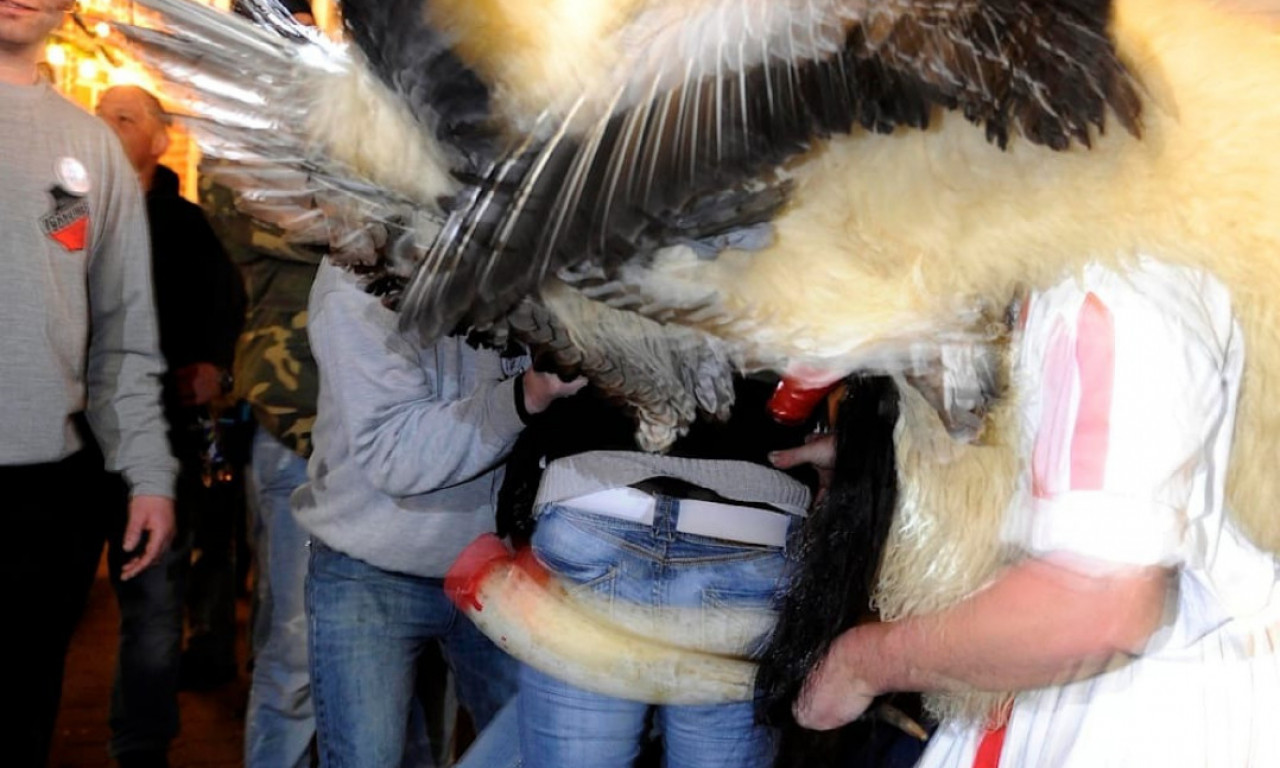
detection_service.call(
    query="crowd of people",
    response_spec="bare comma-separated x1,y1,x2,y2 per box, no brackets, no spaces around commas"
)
4,1,1279,768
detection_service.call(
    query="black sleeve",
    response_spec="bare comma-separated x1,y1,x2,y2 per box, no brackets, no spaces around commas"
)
188,205,246,370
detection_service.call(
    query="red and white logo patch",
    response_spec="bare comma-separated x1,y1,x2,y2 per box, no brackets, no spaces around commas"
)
40,185,91,252
40,157,92,252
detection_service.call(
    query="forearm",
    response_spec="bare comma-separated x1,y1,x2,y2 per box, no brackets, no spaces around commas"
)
87,316,176,497
852,557,1172,696
87,158,178,498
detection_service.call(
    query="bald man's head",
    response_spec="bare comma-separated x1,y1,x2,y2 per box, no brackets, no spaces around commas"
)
97,85,171,189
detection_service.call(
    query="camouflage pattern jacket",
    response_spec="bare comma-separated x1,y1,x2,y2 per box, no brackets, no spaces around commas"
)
199,167,320,458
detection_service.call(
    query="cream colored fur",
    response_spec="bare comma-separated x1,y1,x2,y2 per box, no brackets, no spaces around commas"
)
306,59,459,206
424,0,851,133
425,0,639,130
879,376,1021,723
668,0,1280,552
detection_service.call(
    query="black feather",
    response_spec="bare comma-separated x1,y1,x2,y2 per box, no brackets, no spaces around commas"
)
339,0,496,168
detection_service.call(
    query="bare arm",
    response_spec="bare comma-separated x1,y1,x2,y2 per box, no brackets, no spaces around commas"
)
795,555,1172,730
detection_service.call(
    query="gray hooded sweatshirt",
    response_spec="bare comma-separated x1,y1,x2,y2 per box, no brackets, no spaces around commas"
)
295,260,528,577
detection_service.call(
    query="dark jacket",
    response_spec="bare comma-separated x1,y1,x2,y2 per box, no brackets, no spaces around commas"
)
146,164,246,452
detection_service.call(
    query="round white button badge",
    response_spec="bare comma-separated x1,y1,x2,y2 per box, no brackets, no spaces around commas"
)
56,156,92,195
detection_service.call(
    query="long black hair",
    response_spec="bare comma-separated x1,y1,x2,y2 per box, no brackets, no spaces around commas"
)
755,375,923,767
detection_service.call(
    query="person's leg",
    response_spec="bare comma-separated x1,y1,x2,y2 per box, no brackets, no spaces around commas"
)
453,696,522,768
437,587,517,732
107,466,188,765
658,700,776,768
306,540,437,768
3,449,110,767
244,428,315,768
518,664,649,768
513,503,667,768
182,464,239,688
653,503,791,768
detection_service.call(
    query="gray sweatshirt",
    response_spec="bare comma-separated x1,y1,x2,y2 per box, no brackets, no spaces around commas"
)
0,81,175,497
295,260,529,577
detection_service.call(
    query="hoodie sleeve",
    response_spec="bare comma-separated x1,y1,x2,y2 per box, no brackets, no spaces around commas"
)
309,263,526,499
187,202,246,370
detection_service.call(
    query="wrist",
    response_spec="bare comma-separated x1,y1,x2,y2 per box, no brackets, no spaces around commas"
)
837,622,891,697
520,369,557,417
513,373,535,425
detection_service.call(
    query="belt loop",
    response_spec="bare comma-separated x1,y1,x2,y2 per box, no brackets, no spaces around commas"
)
657,495,678,543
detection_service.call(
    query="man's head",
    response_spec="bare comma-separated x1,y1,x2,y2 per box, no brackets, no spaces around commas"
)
97,85,171,188
0,0,73,82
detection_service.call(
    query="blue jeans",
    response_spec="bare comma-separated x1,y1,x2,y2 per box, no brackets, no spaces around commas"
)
517,498,791,768
245,428,314,768
455,697,522,768
306,540,517,768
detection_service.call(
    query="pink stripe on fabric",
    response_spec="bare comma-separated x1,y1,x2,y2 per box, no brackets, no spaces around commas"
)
1068,293,1116,490
1033,316,1075,499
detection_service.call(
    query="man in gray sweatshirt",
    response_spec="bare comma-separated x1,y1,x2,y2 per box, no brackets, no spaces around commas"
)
0,1,178,764
295,258,583,766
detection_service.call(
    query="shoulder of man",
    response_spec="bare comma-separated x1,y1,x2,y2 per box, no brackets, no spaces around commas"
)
197,166,325,267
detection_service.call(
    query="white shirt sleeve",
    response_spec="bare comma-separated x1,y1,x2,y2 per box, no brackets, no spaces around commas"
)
1010,265,1232,567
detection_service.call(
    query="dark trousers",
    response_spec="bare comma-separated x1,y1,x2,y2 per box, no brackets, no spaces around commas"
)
105,467,190,760
3,449,116,767
183,468,242,676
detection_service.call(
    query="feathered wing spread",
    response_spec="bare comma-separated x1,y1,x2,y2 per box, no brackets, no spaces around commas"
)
95,0,458,288
108,0,1142,449
104,0,749,448
393,0,1143,346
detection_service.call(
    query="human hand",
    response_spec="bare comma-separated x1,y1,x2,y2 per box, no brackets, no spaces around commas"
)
769,432,836,471
120,495,176,581
176,362,224,406
769,432,836,502
793,628,879,731
522,369,588,415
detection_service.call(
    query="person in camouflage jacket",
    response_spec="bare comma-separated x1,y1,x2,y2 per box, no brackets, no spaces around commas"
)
200,175,319,457
199,164,321,768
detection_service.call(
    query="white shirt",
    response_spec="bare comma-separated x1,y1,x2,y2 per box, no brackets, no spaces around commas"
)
920,259,1280,768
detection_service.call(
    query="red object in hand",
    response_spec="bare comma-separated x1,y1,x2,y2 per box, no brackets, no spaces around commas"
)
768,377,837,425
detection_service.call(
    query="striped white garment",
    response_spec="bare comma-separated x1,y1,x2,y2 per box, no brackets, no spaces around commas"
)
919,258,1280,768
